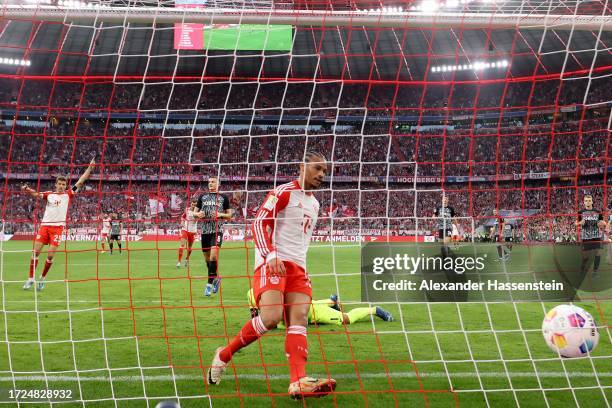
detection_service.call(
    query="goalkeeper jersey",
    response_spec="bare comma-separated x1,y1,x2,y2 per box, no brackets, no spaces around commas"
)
247,289,342,326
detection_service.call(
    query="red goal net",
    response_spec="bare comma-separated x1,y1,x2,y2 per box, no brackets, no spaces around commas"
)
0,0,610,406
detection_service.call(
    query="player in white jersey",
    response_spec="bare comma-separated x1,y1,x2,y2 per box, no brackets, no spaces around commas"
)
100,213,111,253
207,152,337,400
177,198,203,268
21,158,96,291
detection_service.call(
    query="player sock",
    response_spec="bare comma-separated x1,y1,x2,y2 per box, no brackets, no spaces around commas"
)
101,242,106,250
178,246,185,262
496,245,504,258
29,252,39,279
109,242,113,254
441,245,451,259
581,256,589,273
208,261,218,285
41,259,53,278
594,255,601,272
186,249,192,260
346,307,374,324
286,326,308,383
219,315,268,363
118,243,122,253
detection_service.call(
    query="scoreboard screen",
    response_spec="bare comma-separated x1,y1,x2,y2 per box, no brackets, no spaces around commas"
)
174,1,292,51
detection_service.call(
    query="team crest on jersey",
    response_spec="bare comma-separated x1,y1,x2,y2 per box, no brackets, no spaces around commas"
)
263,195,279,211
270,275,280,284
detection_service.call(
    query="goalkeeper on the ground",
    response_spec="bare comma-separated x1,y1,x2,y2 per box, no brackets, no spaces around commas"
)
247,289,393,325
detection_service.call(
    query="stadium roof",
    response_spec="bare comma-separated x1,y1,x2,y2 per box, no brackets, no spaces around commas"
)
0,13,610,80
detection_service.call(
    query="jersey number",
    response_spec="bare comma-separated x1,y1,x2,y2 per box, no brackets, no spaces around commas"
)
302,215,312,234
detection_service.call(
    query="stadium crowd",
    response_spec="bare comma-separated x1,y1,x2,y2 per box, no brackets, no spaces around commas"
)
0,77,610,113
0,79,609,241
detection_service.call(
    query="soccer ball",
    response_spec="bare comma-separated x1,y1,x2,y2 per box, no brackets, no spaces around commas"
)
542,304,599,358
155,402,180,408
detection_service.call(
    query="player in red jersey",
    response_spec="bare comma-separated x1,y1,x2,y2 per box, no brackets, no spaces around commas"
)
99,213,112,253
21,158,96,291
207,151,337,400
177,198,203,268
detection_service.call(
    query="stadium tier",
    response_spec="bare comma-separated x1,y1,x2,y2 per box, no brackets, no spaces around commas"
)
0,0,610,406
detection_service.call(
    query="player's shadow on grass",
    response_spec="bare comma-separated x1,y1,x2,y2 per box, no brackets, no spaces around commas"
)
546,243,612,297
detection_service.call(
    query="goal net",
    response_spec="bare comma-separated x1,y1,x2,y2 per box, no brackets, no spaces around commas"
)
0,0,610,406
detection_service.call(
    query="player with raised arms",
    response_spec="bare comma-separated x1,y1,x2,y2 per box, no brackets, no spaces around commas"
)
21,158,96,291
196,176,232,296
207,151,337,400
576,195,607,277
177,198,203,268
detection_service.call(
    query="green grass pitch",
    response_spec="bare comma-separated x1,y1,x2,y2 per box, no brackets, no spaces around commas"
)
0,241,609,407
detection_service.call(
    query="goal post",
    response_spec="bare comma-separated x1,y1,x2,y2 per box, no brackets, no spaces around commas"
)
3,5,612,30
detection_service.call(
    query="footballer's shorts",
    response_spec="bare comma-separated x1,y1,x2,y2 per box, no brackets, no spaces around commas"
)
438,229,452,239
36,225,64,247
582,239,602,252
201,233,223,251
110,234,121,241
180,230,196,244
252,260,312,307
99,232,108,241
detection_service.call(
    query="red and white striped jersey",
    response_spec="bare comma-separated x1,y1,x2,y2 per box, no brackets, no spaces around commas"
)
40,190,74,226
181,208,199,233
252,180,319,270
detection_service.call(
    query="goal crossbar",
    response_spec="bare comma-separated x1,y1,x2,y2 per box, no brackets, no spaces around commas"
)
3,5,612,30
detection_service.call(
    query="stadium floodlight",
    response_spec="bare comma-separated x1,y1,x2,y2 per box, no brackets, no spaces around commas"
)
420,1,440,13
430,59,510,73
0,57,30,66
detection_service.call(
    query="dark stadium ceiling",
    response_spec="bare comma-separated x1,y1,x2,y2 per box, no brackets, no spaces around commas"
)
0,18,610,80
